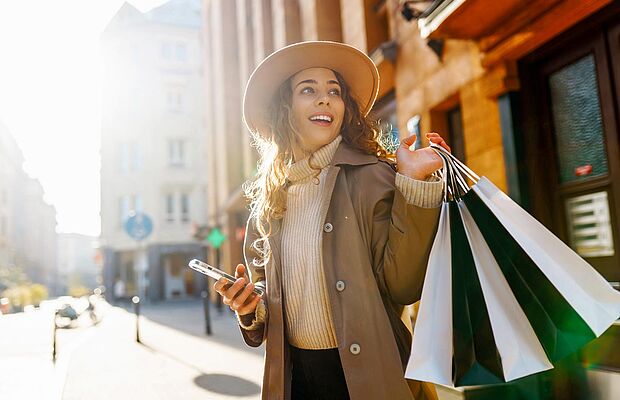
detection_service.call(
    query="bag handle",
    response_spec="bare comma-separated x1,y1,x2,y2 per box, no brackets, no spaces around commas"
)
430,143,479,201
430,143,480,182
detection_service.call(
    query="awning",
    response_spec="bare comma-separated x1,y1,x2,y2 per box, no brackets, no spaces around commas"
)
418,0,613,66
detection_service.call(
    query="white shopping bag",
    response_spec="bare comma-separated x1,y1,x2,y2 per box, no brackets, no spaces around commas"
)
405,203,453,385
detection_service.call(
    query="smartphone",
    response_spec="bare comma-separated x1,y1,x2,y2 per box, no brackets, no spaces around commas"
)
188,259,263,296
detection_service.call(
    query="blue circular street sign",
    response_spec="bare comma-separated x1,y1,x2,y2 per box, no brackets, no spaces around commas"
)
124,212,153,241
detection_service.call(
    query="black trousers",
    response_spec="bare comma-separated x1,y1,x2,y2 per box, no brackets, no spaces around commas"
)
291,346,350,400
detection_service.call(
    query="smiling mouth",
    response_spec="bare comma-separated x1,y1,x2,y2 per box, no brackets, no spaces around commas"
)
309,114,333,126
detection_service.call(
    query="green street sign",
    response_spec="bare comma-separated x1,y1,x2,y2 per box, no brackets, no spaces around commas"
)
206,227,226,249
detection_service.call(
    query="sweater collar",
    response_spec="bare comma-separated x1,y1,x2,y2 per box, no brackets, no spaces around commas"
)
288,135,342,183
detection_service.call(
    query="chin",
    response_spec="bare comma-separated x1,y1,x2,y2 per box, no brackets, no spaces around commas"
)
308,132,337,147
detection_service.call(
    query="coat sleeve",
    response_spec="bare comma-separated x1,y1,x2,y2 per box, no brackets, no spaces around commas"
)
370,162,441,305
237,216,268,347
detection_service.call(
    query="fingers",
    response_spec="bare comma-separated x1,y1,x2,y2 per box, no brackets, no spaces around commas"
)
237,291,261,316
213,277,231,294
213,275,260,314
426,132,451,153
231,280,256,310
235,264,246,279
400,133,417,149
222,277,247,305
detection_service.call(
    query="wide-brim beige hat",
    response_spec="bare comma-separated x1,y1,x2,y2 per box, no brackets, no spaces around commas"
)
243,41,380,135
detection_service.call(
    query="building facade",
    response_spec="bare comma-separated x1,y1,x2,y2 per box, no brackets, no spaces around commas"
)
0,122,58,294
100,0,207,302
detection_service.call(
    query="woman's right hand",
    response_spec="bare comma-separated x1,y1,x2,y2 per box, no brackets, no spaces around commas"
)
214,264,262,316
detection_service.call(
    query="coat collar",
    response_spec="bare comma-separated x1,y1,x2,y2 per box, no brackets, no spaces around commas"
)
332,140,379,167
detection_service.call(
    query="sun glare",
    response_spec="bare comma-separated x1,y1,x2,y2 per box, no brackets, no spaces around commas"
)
0,0,169,236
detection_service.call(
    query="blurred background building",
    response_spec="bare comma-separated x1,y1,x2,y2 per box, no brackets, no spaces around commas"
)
56,233,100,296
0,122,58,294
201,0,620,395
99,0,207,302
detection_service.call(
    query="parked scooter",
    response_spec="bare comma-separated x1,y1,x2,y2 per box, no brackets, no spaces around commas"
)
55,303,79,328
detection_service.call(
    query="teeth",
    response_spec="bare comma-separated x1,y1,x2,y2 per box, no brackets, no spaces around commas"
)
310,115,332,122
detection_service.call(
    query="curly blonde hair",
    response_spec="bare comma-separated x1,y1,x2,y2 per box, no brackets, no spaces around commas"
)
243,70,393,266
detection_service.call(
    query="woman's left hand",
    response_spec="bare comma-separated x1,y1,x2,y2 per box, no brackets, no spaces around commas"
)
396,132,450,180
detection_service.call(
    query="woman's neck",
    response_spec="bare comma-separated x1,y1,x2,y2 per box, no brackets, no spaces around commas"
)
292,144,311,163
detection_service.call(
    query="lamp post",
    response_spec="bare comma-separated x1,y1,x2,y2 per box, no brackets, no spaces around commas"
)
201,289,212,335
132,296,141,343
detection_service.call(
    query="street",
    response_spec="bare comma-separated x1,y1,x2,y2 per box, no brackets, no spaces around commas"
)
0,299,265,400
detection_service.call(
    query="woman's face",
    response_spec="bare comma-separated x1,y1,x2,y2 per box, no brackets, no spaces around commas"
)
290,67,345,157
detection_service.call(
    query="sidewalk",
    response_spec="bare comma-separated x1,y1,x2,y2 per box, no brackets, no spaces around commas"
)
0,308,61,400
62,299,264,400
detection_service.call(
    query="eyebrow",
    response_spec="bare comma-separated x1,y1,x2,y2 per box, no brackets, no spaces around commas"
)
294,79,341,89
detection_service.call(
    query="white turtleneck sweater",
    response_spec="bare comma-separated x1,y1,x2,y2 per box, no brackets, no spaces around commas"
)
239,135,443,350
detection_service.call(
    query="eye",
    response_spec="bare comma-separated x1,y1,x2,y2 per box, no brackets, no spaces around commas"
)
300,86,314,94
329,88,341,96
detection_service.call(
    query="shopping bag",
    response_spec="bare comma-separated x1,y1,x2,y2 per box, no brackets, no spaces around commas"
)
458,201,553,381
405,203,453,385
449,201,505,386
405,144,620,387
463,189,597,362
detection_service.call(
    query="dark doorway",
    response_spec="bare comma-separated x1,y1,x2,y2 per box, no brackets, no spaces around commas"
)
520,7,620,281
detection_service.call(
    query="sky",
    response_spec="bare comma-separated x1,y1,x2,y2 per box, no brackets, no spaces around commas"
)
0,0,169,236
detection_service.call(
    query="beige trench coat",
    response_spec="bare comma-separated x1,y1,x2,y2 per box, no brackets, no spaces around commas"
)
240,141,441,400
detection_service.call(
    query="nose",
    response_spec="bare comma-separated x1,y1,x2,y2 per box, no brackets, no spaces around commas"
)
316,93,330,106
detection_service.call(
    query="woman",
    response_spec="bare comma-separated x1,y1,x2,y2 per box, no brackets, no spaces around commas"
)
214,41,450,400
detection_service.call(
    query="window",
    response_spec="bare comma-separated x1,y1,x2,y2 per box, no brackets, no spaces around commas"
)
446,106,466,162
175,43,187,61
119,195,142,227
130,143,142,172
166,194,175,222
168,139,185,167
120,143,130,173
180,194,189,223
119,196,130,226
131,44,140,65
161,42,172,60
133,194,143,214
120,142,142,172
166,88,184,112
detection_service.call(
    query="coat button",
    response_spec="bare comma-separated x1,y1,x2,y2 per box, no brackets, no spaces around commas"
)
336,280,346,292
323,222,333,233
349,343,361,355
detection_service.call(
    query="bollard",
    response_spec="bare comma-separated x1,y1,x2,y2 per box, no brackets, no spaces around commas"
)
201,290,212,336
132,296,141,343
52,313,58,363
216,294,224,315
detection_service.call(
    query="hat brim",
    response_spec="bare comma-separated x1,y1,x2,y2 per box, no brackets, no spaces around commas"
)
243,41,380,135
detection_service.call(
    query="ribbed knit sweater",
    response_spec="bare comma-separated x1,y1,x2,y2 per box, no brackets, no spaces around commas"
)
238,136,443,348
281,136,343,349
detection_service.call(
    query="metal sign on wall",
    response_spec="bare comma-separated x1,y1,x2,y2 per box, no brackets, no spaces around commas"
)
124,212,154,241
